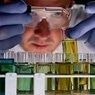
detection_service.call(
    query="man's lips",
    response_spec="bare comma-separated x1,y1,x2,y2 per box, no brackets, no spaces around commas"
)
32,43,48,47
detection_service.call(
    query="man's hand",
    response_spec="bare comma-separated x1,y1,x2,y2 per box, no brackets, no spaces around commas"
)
0,0,32,50
65,1,95,46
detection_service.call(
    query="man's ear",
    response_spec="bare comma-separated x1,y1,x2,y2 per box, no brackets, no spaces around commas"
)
69,0,76,7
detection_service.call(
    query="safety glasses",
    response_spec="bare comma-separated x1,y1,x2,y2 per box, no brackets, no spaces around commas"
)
26,6,71,29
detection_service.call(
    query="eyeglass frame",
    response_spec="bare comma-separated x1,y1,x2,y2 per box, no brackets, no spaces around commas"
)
30,6,71,18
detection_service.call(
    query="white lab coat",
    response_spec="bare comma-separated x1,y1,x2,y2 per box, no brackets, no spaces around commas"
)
9,4,95,53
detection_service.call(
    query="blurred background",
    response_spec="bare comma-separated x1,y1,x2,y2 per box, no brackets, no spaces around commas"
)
74,0,95,4
0,0,95,4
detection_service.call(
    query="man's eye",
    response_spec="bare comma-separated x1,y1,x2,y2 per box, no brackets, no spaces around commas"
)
52,12,62,17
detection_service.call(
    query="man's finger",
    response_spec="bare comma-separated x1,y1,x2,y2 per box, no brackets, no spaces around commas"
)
0,34,22,50
65,14,95,39
0,13,32,25
87,28,95,45
0,1,27,13
0,25,24,40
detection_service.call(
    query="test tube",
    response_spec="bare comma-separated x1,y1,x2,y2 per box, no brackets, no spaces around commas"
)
54,53,72,94
90,54,95,94
73,53,89,93
0,52,15,94
15,52,34,92
35,53,54,91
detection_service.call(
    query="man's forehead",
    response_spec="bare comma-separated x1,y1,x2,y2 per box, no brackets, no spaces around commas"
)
24,0,71,8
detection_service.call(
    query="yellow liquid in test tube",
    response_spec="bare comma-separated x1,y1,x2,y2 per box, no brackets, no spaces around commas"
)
62,39,89,93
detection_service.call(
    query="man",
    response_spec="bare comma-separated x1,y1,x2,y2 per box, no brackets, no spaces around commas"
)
9,0,71,53
10,0,74,92
0,0,95,53
8,0,94,54
7,0,94,93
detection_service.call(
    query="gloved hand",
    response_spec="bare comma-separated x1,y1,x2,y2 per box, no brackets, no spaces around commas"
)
65,1,95,47
0,0,32,50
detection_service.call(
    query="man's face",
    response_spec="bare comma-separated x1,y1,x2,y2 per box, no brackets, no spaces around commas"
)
21,0,72,52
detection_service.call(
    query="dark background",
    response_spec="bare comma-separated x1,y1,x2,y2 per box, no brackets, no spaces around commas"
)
0,0,94,4
74,0,95,4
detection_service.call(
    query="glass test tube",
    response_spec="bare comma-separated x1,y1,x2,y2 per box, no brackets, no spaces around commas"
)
15,52,34,93
35,53,55,91
55,62,72,92
62,40,89,94
62,39,78,93
90,54,95,94
0,52,15,94
73,53,89,93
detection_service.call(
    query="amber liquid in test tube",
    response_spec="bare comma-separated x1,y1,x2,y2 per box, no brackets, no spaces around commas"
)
62,40,90,94
55,62,72,93
61,39,78,94
55,59,73,94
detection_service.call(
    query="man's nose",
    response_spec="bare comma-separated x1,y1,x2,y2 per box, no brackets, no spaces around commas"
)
34,19,50,37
